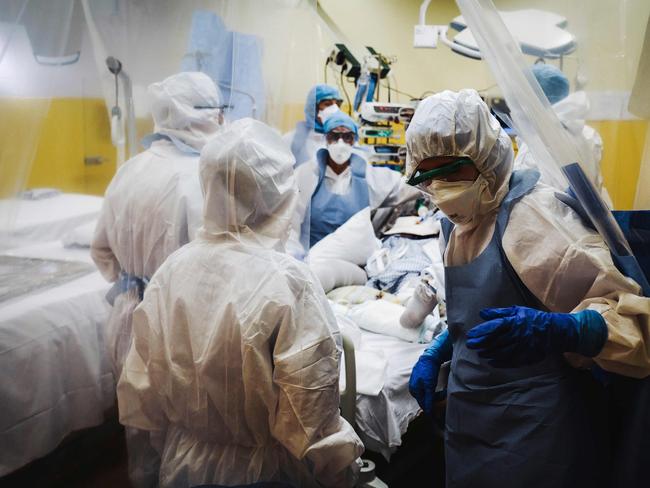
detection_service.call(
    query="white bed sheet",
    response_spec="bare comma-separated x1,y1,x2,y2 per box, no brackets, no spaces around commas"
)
0,194,103,250
354,332,427,460
0,244,113,476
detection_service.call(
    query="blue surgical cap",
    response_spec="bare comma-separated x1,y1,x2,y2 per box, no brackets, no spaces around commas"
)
531,64,570,104
304,84,342,132
323,112,358,140
315,84,341,105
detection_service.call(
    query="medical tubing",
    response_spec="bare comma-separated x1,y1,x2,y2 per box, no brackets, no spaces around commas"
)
340,70,352,115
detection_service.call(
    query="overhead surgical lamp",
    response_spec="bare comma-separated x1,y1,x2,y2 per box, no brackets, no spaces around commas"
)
414,0,576,62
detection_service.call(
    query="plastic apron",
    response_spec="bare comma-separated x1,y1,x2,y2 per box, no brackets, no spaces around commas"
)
553,200,650,488
606,210,650,488
441,170,607,488
308,148,370,247
531,192,650,488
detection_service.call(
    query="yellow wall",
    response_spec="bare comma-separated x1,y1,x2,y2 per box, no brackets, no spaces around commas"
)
25,98,116,196
0,98,50,198
592,119,649,210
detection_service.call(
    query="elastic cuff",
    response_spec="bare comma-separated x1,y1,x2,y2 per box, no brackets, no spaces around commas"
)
574,310,608,357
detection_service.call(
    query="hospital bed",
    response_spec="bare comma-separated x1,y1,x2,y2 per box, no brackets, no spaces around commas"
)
0,238,114,477
310,203,442,461
341,332,428,460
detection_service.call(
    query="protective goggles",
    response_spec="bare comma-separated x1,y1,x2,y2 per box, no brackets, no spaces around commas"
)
326,131,355,144
406,157,475,186
193,104,232,112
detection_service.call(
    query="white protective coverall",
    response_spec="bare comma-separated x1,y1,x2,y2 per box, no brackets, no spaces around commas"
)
514,91,611,205
406,89,650,378
91,71,223,378
117,118,364,488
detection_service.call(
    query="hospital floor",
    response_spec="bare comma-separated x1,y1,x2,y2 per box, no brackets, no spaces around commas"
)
0,414,444,488
0,415,133,488
369,414,446,487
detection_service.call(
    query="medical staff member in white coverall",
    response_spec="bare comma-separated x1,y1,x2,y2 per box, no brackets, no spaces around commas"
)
91,71,224,487
514,63,610,204
117,118,364,488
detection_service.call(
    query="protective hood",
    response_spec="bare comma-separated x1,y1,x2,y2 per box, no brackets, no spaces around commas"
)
199,118,298,249
531,63,570,105
405,89,514,226
148,72,223,151
304,84,342,132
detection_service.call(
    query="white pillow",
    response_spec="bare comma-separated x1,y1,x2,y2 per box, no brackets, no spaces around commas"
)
347,299,423,343
309,207,380,266
310,259,367,293
62,221,97,248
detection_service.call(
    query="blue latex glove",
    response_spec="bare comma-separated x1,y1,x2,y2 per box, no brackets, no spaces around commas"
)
409,329,452,415
466,306,608,368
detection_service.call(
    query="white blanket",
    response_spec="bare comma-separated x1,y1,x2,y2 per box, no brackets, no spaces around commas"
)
355,332,427,459
0,245,113,476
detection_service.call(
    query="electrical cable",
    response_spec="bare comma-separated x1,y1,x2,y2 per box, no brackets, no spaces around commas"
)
332,65,347,108
387,76,391,103
340,69,352,115
379,82,418,100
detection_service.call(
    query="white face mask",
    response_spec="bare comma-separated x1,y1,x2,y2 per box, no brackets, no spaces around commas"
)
327,139,353,164
426,177,488,226
318,104,340,123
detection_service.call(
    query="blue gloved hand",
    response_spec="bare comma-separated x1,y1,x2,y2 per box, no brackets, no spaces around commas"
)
466,306,608,368
409,329,452,415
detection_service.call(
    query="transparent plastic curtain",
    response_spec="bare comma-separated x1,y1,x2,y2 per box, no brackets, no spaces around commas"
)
631,15,650,209
184,0,331,259
82,0,332,260
81,0,214,166
219,0,332,130
81,0,329,142
554,0,649,213
455,0,650,293
0,0,76,245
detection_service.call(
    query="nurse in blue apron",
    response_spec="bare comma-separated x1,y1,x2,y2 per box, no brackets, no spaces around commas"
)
405,90,650,488
307,112,370,247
